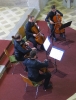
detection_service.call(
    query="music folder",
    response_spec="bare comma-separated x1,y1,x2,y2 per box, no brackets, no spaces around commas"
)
59,21,72,30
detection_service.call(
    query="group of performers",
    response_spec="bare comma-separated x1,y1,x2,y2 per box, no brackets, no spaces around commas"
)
12,5,66,90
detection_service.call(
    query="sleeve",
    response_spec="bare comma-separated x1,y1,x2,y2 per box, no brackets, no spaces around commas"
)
14,40,32,54
57,10,63,16
36,60,49,69
23,59,28,72
45,12,50,22
25,23,33,37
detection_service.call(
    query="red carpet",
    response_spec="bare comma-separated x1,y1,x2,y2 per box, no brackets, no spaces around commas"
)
0,21,76,100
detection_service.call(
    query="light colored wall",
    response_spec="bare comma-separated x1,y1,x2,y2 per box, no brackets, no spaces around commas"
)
63,0,76,8
39,0,48,11
0,0,28,6
0,0,48,11
28,0,48,11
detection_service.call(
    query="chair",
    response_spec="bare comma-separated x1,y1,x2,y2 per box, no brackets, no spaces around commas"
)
20,74,44,99
18,26,27,41
4,49,24,74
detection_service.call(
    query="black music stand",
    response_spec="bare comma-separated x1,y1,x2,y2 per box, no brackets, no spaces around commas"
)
59,21,72,30
59,21,72,47
49,46,65,73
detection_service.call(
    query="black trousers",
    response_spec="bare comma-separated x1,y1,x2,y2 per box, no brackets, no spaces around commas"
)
49,24,56,38
28,37,38,48
29,72,51,88
15,55,25,61
28,37,44,50
49,24,65,38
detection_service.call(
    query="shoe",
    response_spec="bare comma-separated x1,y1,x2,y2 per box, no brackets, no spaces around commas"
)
60,33,66,38
62,34,66,39
53,37,57,42
37,48,41,51
40,45,45,51
43,84,53,90
60,33,63,37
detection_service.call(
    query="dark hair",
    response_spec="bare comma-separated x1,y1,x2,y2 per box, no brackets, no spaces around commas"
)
12,34,20,39
28,15,34,19
51,5,56,9
30,50,37,58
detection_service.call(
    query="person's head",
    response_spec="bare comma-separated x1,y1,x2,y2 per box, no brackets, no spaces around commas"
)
30,50,37,59
51,5,56,12
31,16,35,22
12,34,22,41
28,15,34,22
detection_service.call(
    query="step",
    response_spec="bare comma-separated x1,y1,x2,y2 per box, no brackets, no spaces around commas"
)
0,40,12,58
0,65,6,79
0,41,14,67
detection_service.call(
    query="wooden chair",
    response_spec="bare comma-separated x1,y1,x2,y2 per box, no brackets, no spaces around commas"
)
18,26,27,41
20,74,43,99
4,49,24,74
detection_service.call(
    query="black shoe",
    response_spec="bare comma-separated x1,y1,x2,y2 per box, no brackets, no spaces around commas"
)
40,45,45,51
53,37,57,42
60,33,66,38
37,48,41,51
43,84,53,90
62,34,66,39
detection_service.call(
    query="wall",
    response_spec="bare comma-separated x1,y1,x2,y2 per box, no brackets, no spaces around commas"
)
28,0,48,11
0,0,28,6
39,0,48,11
63,0,76,8
0,0,48,11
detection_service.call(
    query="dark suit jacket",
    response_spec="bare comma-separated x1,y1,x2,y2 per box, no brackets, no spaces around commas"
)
23,58,48,79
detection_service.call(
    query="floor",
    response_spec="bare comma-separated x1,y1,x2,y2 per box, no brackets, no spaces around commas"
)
0,7,28,39
0,0,76,40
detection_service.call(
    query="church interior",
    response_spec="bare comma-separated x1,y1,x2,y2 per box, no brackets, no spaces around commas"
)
0,0,76,100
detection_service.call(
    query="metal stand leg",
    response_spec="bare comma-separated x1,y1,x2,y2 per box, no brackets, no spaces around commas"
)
25,83,27,92
45,51,51,63
54,59,57,72
35,86,39,99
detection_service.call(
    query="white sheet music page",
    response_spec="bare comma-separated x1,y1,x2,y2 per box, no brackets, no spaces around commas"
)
49,46,64,61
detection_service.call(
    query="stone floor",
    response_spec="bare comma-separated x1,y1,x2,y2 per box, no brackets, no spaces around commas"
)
0,7,28,39
0,0,76,40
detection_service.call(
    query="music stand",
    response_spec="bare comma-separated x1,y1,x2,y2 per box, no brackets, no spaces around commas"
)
59,21,72,47
43,36,51,59
49,46,65,72
59,21,72,30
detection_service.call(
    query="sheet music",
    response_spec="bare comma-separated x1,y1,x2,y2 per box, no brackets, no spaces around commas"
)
49,46,64,61
43,37,51,51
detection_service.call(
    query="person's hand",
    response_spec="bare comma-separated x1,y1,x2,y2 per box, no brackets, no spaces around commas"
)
35,22,38,26
25,42,29,46
32,47,36,50
33,34,36,37
44,59,48,61
56,12,60,15
50,20,54,24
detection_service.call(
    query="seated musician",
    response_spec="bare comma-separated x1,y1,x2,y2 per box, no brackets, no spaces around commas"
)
12,34,36,61
45,5,65,41
23,50,52,90
25,15,45,51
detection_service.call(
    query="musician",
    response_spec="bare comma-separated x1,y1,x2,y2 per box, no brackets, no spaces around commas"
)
45,5,65,41
12,34,36,61
23,50,52,90
25,15,45,51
